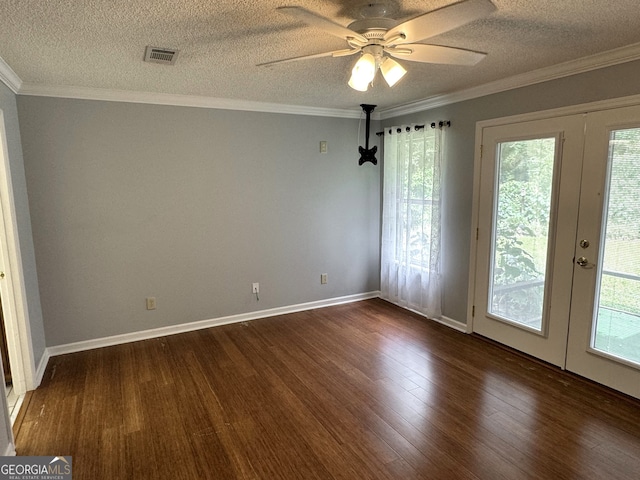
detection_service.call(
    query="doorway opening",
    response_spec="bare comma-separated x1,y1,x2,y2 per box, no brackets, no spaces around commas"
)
0,109,35,425
1,302,21,423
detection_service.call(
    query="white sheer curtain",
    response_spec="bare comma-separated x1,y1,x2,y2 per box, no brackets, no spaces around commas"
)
380,124,443,319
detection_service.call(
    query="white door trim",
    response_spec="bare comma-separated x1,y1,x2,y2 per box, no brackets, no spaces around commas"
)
0,109,36,396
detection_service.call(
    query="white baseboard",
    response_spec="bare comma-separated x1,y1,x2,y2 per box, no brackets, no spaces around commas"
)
434,315,468,333
4,443,16,456
377,298,469,333
46,291,381,357
34,349,50,388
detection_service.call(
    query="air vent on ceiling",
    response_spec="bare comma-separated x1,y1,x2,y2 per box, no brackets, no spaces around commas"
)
144,46,178,65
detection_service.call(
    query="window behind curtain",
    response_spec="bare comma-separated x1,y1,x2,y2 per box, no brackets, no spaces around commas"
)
381,125,443,319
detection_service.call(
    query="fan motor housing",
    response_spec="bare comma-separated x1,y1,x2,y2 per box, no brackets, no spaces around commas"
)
348,17,398,37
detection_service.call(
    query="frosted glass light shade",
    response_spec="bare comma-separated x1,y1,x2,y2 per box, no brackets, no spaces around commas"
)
348,53,376,91
380,57,407,87
348,75,370,91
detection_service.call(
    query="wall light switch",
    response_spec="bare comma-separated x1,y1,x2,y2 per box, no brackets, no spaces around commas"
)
146,297,156,310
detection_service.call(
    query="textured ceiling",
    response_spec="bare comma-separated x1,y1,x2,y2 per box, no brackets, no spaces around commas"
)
2,0,640,113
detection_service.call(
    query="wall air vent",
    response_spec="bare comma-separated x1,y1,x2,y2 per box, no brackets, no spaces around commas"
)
144,46,179,65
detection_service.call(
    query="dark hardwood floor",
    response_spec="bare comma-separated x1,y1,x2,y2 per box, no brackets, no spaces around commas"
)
14,299,640,479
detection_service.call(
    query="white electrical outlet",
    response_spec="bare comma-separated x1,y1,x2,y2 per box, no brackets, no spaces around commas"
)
321,273,328,285
252,283,259,294
146,297,156,310
320,141,328,153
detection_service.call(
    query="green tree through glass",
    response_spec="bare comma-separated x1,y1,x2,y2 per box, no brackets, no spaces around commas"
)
491,137,556,328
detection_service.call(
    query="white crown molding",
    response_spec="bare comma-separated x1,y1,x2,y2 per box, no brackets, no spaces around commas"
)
378,42,640,120
17,83,366,119
0,57,21,94
4,41,640,121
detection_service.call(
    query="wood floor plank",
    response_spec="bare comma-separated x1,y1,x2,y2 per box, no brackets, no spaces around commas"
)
14,299,640,479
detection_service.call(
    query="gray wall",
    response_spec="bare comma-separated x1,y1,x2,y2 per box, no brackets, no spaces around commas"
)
17,97,381,346
386,59,640,323
0,82,47,453
13,57,640,348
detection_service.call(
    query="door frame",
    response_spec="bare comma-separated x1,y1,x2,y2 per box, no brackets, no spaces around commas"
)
0,109,36,397
468,92,640,335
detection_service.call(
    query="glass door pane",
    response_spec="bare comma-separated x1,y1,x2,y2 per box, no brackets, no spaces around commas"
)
489,137,556,331
592,127,640,365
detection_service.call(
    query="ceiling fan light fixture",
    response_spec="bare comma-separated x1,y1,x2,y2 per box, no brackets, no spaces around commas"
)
380,57,407,87
348,53,376,91
269,1,496,92
348,75,370,92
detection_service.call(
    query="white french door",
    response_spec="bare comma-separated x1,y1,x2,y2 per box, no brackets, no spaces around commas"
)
472,115,585,368
471,103,640,398
566,105,640,398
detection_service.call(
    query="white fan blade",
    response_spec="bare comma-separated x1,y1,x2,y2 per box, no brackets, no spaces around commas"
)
386,44,487,65
383,0,496,44
278,6,368,43
257,48,359,67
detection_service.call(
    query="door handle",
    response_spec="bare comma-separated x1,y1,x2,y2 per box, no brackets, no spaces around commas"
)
576,256,589,267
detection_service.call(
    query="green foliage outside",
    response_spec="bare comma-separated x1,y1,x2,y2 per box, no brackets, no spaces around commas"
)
491,137,555,326
491,127,640,362
398,135,438,269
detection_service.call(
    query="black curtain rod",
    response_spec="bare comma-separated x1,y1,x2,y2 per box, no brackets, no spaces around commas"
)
432,120,451,129
376,120,450,136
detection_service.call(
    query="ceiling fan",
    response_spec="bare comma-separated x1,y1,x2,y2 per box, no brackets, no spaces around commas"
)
258,0,496,91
